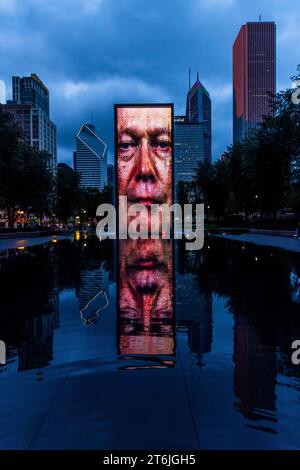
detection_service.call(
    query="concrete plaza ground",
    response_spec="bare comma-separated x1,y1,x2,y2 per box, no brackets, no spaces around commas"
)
0,235,72,251
213,233,300,254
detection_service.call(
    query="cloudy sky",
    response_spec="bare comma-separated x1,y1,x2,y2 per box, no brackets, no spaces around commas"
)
0,0,299,164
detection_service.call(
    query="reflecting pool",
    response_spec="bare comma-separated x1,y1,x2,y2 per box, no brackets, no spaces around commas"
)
0,233,300,449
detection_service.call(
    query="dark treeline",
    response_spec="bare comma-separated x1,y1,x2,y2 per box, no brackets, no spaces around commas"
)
56,164,113,226
178,65,300,224
0,105,112,228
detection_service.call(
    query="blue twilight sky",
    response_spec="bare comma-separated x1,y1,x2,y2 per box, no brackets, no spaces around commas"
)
0,0,299,165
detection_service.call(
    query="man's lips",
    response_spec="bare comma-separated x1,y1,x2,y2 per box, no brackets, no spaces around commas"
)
128,197,164,206
136,260,156,268
127,257,166,271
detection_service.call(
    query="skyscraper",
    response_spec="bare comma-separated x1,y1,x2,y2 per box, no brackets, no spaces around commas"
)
12,74,49,115
186,72,212,163
174,73,211,187
174,115,204,183
3,74,57,172
233,21,276,143
0,80,6,104
107,163,115,188
74,124,107,191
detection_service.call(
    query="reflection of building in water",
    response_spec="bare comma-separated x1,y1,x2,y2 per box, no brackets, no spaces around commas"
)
290,268,300,304
77,264,109,326
0,250,10,262
18,288,60,371
109,240,117,283
0,244,61,371
118,239,174,360
175,246,212,366
176,273,212,365
233,315,277,425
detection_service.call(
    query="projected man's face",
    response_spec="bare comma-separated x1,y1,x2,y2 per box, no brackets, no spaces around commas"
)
117,106,172,209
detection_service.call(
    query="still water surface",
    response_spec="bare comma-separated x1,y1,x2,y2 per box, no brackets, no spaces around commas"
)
0,233,299,449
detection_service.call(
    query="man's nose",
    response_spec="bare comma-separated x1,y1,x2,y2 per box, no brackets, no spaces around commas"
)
135,139,156,182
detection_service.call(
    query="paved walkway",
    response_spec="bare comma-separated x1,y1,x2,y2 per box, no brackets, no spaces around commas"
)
0,235,72,252
214,233,300,253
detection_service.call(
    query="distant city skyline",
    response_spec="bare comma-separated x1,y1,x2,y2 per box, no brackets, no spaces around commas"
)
0,0,299,164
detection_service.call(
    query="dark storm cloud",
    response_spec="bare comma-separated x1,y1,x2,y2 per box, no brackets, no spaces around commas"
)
0,0,299,164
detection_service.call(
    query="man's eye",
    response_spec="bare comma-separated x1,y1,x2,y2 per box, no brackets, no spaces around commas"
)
151,140,171,150
157,142,170,149
118,142,136,150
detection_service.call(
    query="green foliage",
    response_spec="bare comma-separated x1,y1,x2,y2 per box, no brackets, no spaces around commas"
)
78,185,113,224
56,164,81,222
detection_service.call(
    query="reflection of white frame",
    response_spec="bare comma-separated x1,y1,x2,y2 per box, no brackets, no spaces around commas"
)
80,289,109,326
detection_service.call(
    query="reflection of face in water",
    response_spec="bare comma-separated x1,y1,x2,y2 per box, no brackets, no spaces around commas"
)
118,239,174,355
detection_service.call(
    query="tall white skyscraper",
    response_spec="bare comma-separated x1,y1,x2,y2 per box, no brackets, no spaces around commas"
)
0,80,6,104
74,124,107,191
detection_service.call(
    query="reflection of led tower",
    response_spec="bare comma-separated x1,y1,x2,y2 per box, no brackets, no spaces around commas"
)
74,124,107,191
118,239,175,358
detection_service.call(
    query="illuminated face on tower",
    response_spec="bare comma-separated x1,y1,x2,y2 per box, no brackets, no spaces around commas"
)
116,105,173,226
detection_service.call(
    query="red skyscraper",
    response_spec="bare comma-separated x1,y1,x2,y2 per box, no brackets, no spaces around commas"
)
233,21,276,143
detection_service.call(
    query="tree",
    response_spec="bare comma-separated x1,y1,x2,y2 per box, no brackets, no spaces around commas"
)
20,148,54,220
79,185,113,225
176,180,192,206
56,164,81,223
0,106,23,226
194,161,229,221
